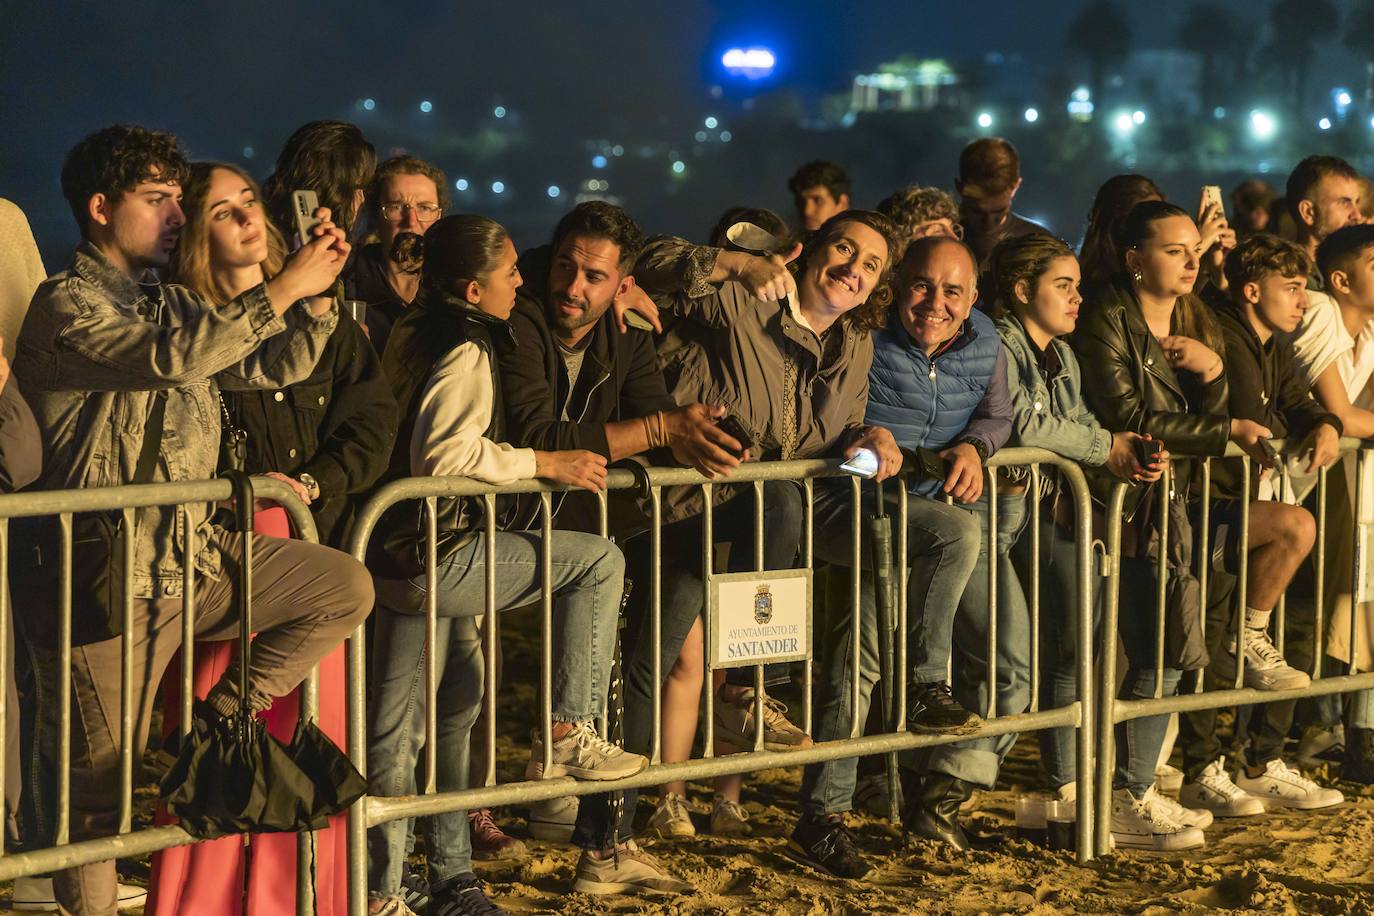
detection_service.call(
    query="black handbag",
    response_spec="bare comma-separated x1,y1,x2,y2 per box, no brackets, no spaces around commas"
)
10,391,166,648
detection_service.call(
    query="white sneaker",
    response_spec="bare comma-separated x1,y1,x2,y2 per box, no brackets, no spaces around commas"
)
646,792,696,837
1180,757,1266,817
526,793,578,843
1223,625,1311,691
1234,758,1344,810
709,795,753,837
1110,786,1206,851
529,721,649,780
1149,789,1213,829
12,876,146,911
1154,762,1184,796
572,840,694,895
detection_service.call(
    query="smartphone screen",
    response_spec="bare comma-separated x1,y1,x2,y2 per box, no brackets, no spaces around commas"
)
840,447,880,478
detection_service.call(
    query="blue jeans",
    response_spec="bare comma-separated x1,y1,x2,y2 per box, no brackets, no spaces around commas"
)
1114,555,1183,796
920,491,1031,788
368,530,624,893
1032,509,1103,790
799,487,981,816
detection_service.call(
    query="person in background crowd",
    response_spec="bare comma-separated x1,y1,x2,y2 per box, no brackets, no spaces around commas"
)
0,200,45,358
499,201,734,852
1231,180,1275,237
1360,177,1374,223
955,138,1045,264
1287,155,1363,268
1176,233,1344,819
15,123,371,916
1290,224,1374,785
346,155,449,355
1079,175,1165,284
789,160,852,232
988,233,1162,814
1072,200,1271,851
792,234,1002,878
367,214,646,916
263,120,376,244
876,185,963,243
144,159,393,915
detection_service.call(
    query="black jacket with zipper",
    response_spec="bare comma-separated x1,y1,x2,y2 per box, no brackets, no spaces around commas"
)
1071,276,1232,519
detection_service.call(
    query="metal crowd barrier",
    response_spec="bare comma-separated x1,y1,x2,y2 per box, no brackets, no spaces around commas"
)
343,446,1101,914
0,477,324,915
1092,439,1374,856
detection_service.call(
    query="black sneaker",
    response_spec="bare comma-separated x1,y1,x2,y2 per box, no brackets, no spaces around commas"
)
788,815,871,879
400,863,430,913
907,682,983,735
431,873,504,916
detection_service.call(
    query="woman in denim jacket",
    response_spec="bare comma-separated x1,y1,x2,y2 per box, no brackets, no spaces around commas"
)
990,233,1157,820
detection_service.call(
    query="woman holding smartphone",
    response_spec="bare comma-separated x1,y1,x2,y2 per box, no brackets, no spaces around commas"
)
1072,200,1269,852
148,161,396,916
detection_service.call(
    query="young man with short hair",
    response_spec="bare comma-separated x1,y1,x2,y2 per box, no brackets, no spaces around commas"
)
1178,234,1346,816
788,160,851,232
14,124,373,916
955,138,1045,264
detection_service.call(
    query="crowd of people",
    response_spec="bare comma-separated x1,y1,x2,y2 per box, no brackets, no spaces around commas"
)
1,121,1373,916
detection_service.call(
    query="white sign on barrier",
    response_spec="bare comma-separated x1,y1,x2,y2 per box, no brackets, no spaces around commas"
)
708,569,811,668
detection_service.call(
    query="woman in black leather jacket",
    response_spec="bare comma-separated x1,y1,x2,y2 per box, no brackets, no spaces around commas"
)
1071,200,1270,852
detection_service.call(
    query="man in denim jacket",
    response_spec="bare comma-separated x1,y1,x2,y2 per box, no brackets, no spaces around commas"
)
14,125,373,916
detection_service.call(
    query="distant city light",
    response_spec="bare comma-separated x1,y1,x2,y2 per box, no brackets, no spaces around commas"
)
720,130,732,142
491,180,505,194
242,146,255,159
1320,117,1333,131
592,155,608,169
419,100,433,113
976,111,993,128
362,98,376,111
1369,115,1374,129
1071,86,1090,102
547,185,561,198
695,130,708,142
1131,110,1146,125
494,105,507,118
1249,109,1277,141
1113,112,1135,134
704,116,718,129
1336,89,1354,108
671,160,686,174
722,47,776,79
1067,87,1093,121
1213,106,1227,119
455,178,469,191
611,144,625,156
1024,107,1039,123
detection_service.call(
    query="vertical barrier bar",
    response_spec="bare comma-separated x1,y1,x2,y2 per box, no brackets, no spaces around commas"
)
896,486,908,729
57,513,72,847
423,498,439,794
1234,459,1252,689
346,588,367,915
986,471,999,720
180,506,196,740
1094,484,1128,858
484,495,498,786
1352,450,1366,677
849,475,863,739
1029,466,1041,713
597,491,610,741
118,508,135,835
649,486,663,764
802,477,814,737
752,481,766,753
702,483,715,760
0,519,7,856
539,492,554,776
1196,460,1211,694
1069,464,1095,862
1313,466,1329,678
1153,468,1169,699
1275,463,1290,655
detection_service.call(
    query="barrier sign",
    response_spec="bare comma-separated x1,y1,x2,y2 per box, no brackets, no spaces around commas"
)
708,569,811,668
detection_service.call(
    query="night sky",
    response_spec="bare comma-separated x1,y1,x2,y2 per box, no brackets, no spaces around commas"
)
2,0,1362,262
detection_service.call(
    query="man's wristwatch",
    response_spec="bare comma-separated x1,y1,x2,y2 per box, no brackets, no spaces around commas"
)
957,437,989,464
296,473,321,501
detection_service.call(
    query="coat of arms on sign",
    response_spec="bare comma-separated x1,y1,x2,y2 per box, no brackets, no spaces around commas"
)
754,584,773,624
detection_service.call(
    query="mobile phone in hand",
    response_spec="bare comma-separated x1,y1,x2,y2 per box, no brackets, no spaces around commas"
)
1133,437,1162,467
1200,184,1224,218
1256,437,1280,466
840,447,879,478
292,189,321,249
714,413,754,458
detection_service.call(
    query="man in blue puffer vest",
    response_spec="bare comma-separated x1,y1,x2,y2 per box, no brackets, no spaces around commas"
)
790,236,1011,879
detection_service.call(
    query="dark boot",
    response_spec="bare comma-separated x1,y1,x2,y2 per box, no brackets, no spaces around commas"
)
1343,727,1374,784
902,772,975,851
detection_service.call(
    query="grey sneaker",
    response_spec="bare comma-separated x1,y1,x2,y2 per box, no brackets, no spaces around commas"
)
572,841,694,896
709,795,753,836
1219,624,1311,691
13,877,146,911
646,792,696,837
367,895,420,916
529,721,648,780
714,687,813,751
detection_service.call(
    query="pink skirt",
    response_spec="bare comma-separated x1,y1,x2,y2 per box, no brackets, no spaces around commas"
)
145,505,351,915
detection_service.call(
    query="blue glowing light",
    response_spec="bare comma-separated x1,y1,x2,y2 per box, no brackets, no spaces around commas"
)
494,105,507,118
491,181,505,194
419,100,433,113
362,98,376,111
592,155,608,169
671,160,686,174
722,47,776,79
547,185,561,198
455,178,469,191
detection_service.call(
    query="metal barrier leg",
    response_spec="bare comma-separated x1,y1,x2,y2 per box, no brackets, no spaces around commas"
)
1094,485,1128,858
